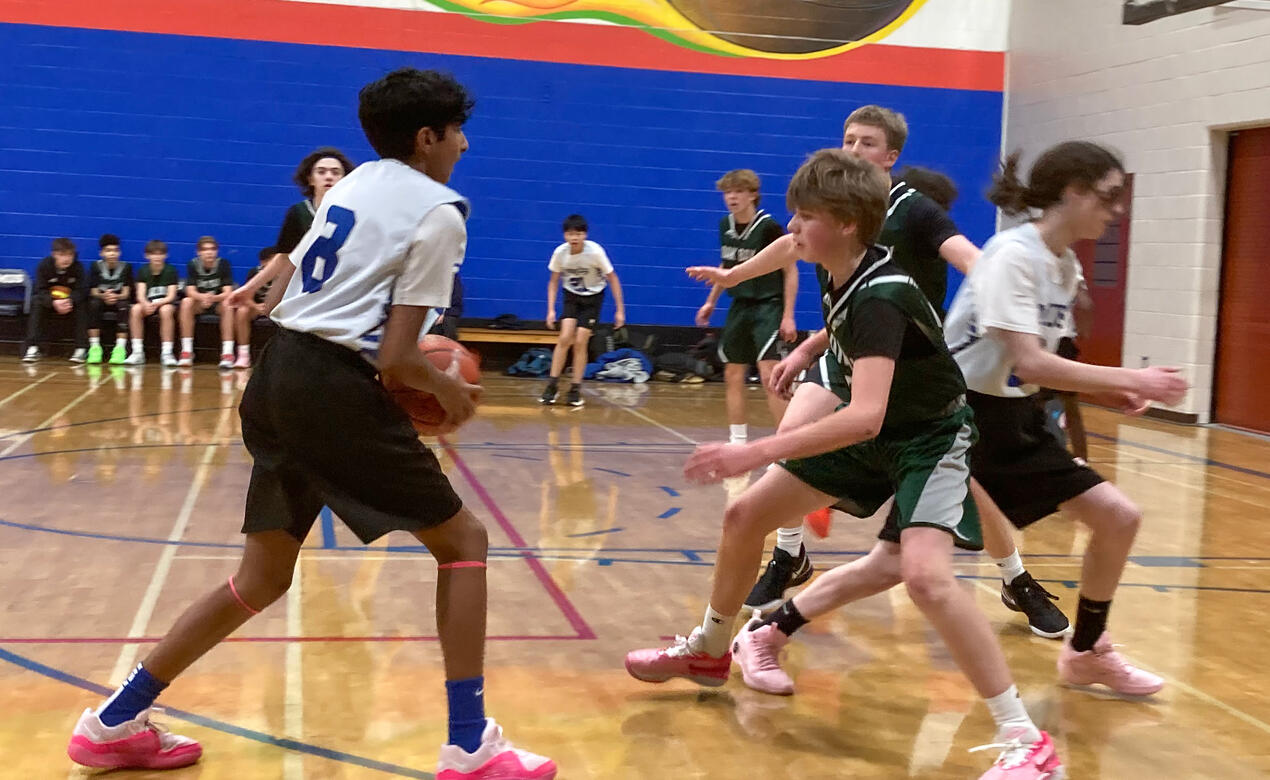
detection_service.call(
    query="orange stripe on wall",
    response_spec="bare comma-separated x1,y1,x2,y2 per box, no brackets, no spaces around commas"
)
0,0,1003,91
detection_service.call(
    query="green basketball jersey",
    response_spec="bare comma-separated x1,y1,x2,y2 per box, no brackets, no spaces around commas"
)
719,210,785,301
878,181,957,315
821,247,966,430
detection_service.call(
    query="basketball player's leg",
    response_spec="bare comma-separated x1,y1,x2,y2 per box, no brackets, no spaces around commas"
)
1054,481,1161,694
68,466,319,770
743,378,840,611
718,302,753,439
541,318,577,404
625,464,836,686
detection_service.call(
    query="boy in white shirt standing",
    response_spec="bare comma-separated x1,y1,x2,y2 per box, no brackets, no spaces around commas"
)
540,214,625,407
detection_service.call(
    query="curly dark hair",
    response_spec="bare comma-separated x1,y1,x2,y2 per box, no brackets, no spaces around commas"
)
989,141,1124,216
292,147,355,198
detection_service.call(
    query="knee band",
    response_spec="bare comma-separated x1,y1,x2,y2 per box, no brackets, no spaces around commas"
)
227,575,261,615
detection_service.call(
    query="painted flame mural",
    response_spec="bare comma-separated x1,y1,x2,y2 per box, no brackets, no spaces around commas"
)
426,0,925,58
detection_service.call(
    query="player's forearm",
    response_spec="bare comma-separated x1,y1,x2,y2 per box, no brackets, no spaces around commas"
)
703,284,723,307
607,273,625,312
1012,349,1135,396
753,404,882,462
261,263,295,314
726,234,797,286
796,329,830,359
782,265,798,320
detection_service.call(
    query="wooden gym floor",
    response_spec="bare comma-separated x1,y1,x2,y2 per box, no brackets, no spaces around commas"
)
1,358,1268,778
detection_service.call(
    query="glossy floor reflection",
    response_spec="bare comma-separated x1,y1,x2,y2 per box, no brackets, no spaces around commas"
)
1,359,1268,778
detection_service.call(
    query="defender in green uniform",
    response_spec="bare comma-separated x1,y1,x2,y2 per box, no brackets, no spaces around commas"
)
626,150,1060,780
695,169,796,445
687,107,1066,644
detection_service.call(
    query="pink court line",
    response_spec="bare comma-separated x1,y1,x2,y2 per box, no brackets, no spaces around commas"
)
440,437,597,641
0,634,583,644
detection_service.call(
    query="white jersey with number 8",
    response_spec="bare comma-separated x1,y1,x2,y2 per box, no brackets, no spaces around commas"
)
271,158,469,365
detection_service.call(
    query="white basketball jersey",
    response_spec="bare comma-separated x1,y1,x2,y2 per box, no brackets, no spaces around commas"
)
271,159,468,365
943,222,1084,398
548,240,613,295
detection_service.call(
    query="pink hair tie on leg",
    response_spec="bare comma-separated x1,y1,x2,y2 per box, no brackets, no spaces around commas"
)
227,576,261,615
438,561,487,570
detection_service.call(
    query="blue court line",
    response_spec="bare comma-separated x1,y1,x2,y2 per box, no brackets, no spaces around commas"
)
660,486,680,497
320,506,337,550
0,646,434,778
657,507,682,519
0,517,243,549
593,467,631,477
1087,431,1270,481
565,527,624,538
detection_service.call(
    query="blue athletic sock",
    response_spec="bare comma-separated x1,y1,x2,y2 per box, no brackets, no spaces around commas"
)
445,676,487,753
98,664,168,727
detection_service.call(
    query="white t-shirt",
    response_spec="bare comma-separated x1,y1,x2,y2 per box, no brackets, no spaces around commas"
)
943,222,1085,398
548,240,613,295
271,159,468,365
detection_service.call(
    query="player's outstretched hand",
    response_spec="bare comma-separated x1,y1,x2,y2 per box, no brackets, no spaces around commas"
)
686,266,732,287
1134,366,1188,407
226,287,253,308
684,442,765,484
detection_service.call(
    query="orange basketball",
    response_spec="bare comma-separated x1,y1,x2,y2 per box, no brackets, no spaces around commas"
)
382,335,481,435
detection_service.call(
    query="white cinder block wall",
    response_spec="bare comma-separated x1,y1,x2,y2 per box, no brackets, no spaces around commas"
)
1005,0,1270,422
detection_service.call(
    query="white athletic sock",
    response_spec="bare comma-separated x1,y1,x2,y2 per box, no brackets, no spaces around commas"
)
221,340,233,355
89,336,100,348
776,526,804,557
696,604,736,658
131,338,143,353
181,337,193,353
995,551,1026,585
728,424,748,443
161,341,173,356
238,344,250,357
984,685,1039,743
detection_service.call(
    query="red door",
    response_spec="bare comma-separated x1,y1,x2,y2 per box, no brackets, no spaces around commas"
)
1072,174,1133,368
1214,127,1270,433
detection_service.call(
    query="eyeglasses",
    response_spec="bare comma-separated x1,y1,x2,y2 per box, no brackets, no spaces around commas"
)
1093,186,1125,207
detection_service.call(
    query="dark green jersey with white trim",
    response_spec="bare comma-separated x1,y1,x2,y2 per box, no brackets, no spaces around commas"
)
820,246,966,430
719,210,785,301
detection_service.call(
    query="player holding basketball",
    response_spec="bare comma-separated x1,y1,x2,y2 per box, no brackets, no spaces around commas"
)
67,68,556,780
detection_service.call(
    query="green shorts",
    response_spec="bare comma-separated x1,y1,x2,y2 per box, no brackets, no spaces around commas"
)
718,297,784,365
779,403,982,550
799,351,850,401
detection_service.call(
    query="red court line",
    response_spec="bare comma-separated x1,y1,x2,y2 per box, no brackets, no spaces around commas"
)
0,634,581,644
441,437,598,640
0,0,1003,90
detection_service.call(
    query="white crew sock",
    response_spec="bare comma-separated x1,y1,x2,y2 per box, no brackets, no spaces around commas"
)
995,550,1026,585
776,526,804,556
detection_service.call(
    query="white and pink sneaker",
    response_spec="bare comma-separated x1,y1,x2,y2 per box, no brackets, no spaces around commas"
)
176,351,194,367
233,353,251,369
624,627,731,687
973,728,1064,779
436,718,556,779
1058,633,1164,696
732,614,794,695
67,707,202,770
218,353,235,370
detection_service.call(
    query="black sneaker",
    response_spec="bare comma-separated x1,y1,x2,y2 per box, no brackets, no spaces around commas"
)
565,387,584,407
1001,572,1070,639
744,545,814,612
539,380,559,405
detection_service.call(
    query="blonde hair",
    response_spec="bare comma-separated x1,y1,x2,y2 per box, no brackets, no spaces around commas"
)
716,168,761,205
786,148,890,244
843,104,908,153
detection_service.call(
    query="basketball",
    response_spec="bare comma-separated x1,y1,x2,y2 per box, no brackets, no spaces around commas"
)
382,334,481,435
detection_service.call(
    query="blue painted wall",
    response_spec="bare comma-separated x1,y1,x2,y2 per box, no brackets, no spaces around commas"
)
0,23,1002,326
